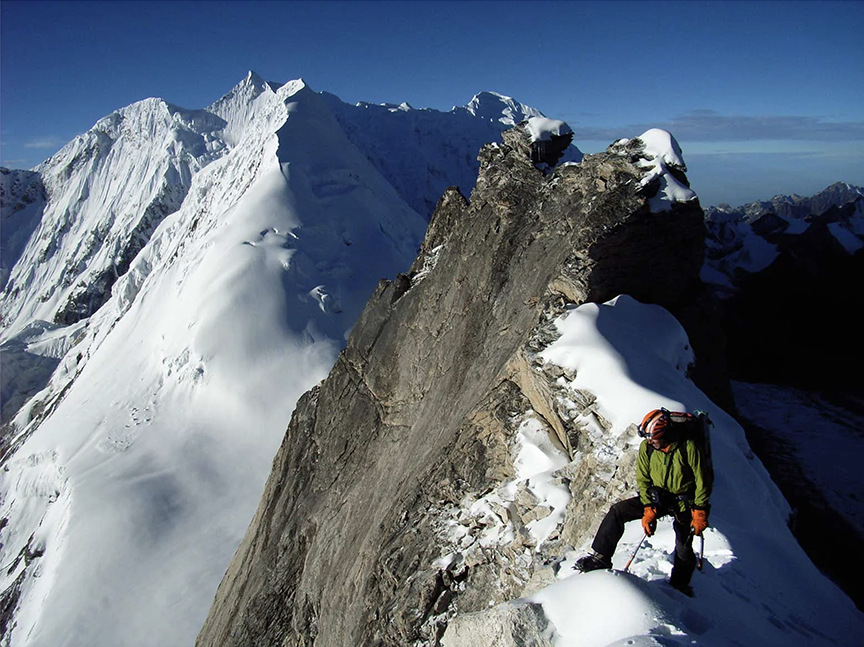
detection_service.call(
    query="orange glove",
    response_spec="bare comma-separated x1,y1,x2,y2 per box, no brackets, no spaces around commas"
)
641,506,657,536
691,509,708,536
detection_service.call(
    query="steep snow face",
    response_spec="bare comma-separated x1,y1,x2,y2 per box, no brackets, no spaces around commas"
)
206,70,283,147
323,90,583,218
0,97,228,340
0,79,425,647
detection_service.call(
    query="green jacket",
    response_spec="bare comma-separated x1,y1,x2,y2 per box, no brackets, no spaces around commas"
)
636,438,712,512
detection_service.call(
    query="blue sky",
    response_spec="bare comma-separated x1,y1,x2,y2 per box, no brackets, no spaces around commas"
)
1,0,862,207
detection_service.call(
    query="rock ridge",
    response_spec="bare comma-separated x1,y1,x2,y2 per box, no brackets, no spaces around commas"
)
196,124,724,646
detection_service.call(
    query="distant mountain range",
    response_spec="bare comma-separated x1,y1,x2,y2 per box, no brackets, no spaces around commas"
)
703,181,864,296
708,181,863,221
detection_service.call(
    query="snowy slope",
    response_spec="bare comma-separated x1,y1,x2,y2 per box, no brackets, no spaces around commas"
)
0,78,426,647
0,72,583,647
323,89,583,218
732,381,864,538
5,69,860,647
539,297,862,646
444,295,863,646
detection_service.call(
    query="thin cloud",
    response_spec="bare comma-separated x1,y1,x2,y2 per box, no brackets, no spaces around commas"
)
577,111,864,143
24,137,65,149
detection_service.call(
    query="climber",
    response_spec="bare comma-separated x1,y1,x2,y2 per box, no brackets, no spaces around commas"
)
574,408,713,596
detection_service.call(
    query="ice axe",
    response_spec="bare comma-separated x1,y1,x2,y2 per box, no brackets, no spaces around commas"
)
696,533,705,571
623,534,648,573
687,526,705,571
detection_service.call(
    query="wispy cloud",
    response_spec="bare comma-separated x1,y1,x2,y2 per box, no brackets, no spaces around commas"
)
24,137,65,149
577,111,864,143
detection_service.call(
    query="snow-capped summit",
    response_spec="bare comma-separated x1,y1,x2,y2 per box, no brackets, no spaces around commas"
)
207,70,286,146
636,128,697,211
460,90,544,125
0,71,595,647
10,71,860,647
0,96,227,343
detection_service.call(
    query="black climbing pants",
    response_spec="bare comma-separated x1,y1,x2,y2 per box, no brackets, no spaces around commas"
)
591,495,697,586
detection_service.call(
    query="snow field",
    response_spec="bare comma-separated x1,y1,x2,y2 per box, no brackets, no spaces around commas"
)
4,69,864,647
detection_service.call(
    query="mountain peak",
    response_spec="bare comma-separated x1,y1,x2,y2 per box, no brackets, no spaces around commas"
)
460,91,544,126
245,69,265,85
208,71,293,115
206,74,305,146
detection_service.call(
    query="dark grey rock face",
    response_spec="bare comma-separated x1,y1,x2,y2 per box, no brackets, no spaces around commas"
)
195,125,722,647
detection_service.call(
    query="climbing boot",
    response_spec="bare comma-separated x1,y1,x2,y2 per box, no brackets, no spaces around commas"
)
574,553,612,572
669,578,694,597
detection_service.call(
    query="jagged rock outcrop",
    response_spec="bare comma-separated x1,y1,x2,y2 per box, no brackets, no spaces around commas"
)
195,123,723,647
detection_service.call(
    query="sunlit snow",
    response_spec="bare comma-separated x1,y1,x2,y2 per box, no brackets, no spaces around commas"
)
636,129,697,212
509,295,862,646
525,116,573,143
2,72,862,647
0,78,426,647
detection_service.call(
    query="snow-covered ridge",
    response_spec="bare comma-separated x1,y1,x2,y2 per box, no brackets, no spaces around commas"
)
0,75,427,647
207,71,296,147
0,94,232,342
7,68,860,647
443,295,863,646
